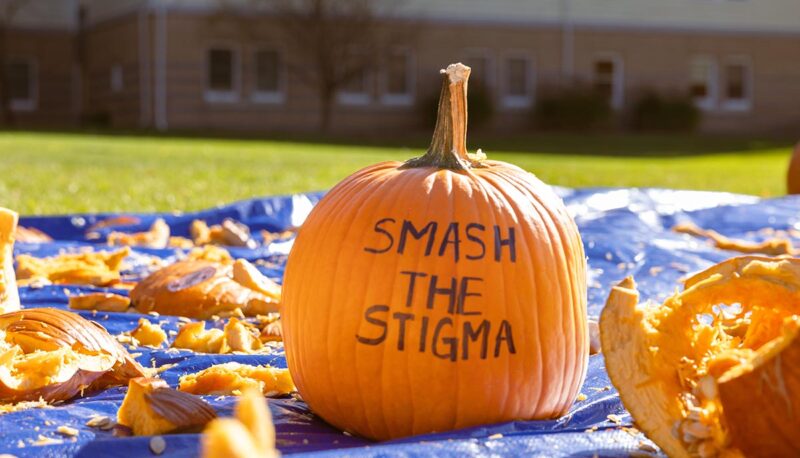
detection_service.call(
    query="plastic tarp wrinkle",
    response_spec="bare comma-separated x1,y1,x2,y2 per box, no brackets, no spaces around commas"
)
2,187,791,457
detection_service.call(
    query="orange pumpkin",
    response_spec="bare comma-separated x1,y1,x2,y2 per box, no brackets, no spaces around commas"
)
787,141,800,194
281,63,588,440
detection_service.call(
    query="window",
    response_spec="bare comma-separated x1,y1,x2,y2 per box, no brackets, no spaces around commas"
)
205,47,238,103
381,48,414,105
689,57,717,110
462,49,492,88
338,51,371,105
110,64,124,93
6,58,36,111
252,49,284,103
722,58,752,111
502,55,533,108
593,55,623,109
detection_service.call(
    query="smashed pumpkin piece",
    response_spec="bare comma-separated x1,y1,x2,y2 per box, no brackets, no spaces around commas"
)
0,308,146,402
118,377,216,436
16,247,130,287
14,226,52,243
259,320,282,343
172,321,225,353
179,362,294,396
232,259,281,302
191,219,256,248
131,319,167,347
108,218,170,249
600,256,800,458
172,318,261,354
130,259,279,319
201,387,278,458
673,222,796,256
69,292,131,313
187,245,233,264
0,208,20,314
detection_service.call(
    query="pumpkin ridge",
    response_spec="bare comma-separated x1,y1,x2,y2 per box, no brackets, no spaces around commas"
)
334,169,411,438
322,174,391,436
366,170,422,438
487,167,584,416
285,168,378,427
495,166,588,411
398,170,441,436
466,172,519,421
491,171,558,416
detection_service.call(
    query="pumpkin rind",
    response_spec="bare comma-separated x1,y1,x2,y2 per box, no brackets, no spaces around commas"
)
0,308,146,402
282,63,588,440
601,256,800,457
0,208,20,314
130,259,279,319
118,377,217,436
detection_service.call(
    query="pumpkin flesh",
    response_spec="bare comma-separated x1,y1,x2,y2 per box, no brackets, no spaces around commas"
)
0,208,20,314
601,256,800,457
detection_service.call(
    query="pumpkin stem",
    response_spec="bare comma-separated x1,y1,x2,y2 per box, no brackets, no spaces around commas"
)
403,63,482,170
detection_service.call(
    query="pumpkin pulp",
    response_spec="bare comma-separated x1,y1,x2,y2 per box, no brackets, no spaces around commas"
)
601,256,800,457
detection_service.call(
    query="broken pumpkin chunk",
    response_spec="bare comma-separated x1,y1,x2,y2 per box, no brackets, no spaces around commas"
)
172,321,225,353
14,226,52,243
0,308,146,403
600,256,800,458
201,387,278,458
130,259,279,319
131,319,167,347
0,208,20,314
108,218,170,249
179,362,294,396
69,292,131,313
172,318,262,354
118,377,216,436
16,247,130,287
673,222,796,256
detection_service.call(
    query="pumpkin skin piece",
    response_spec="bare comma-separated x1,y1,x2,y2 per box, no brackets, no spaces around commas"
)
0,208,20,314
130,259,279,319
601,256,800,458
0,308,147,403
281,63,588,440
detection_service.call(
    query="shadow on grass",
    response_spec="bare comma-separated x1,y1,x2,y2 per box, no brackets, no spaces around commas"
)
0,127,794,158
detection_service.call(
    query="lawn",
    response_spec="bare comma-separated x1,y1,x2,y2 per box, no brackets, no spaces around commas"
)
0,131,793,215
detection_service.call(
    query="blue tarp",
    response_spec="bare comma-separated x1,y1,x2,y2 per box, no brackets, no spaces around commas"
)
1,187,794,457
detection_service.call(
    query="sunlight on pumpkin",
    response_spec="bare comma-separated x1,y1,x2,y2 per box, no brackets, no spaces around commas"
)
601,256,800,458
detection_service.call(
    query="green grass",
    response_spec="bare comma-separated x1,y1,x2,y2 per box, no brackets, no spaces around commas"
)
0,131,793,215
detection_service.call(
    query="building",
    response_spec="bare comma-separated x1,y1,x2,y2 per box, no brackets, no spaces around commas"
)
3,0,800,135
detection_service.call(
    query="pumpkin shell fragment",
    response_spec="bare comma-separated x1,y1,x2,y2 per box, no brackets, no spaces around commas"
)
600,256,800,458
0,308,146,402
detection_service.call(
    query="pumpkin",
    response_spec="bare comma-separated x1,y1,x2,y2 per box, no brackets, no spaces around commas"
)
281,63,588,440
201,387,279,458
108,218,170,248
0,308,146,402
172,318,262,354
131,318,168,347
673,221,795,256
601,256,800,457
179,362,295,396
15,247,130,287
0,208,20,314
69,292,131,313
130,259,279,319
117,377,216,436
787,141,800,194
